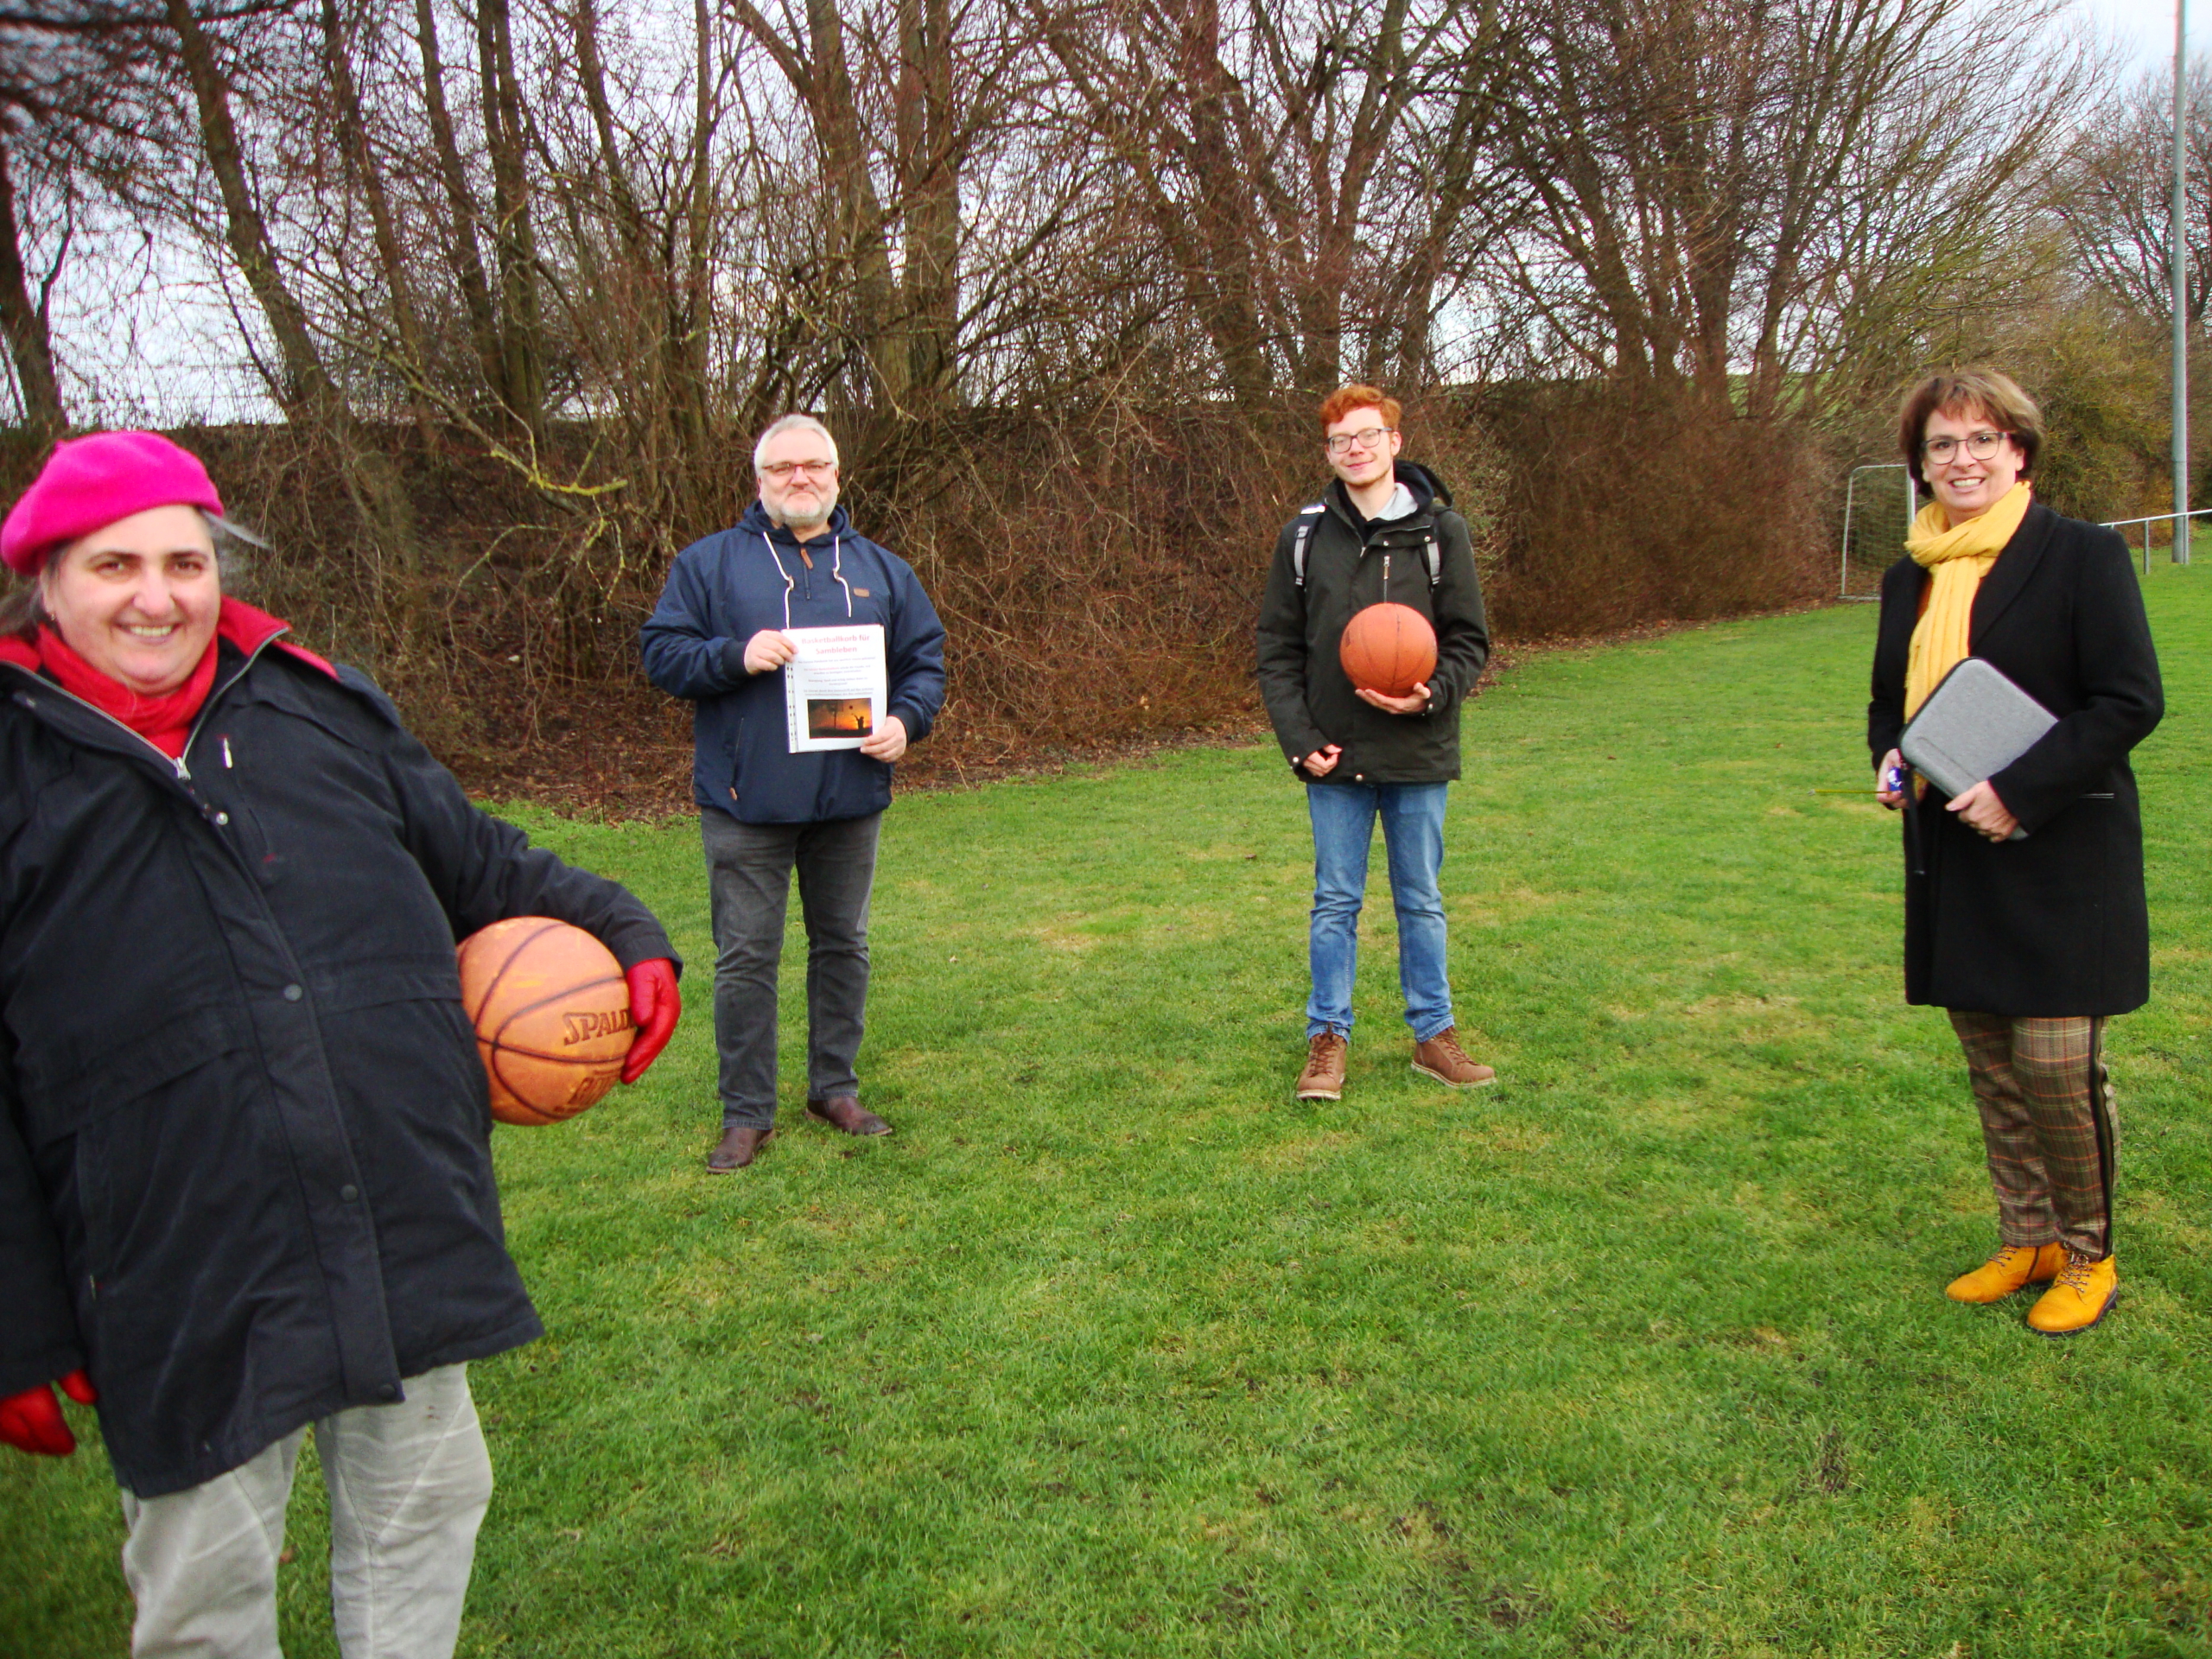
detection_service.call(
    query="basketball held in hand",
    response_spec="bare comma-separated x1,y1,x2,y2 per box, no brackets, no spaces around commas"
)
1338,602,1437,699
457,917,633,1126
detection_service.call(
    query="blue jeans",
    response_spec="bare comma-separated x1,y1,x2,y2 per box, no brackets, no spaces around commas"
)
1306,781,1454,1042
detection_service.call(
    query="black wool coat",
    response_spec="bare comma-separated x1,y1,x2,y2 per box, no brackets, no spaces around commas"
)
0,628,676,1497
1255,461,1491,785
1867,502,2163,1015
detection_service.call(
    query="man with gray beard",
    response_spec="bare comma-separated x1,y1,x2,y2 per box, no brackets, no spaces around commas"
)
643,415,946,1169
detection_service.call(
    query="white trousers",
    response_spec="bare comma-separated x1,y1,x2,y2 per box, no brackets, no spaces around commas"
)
118,1364,494,1659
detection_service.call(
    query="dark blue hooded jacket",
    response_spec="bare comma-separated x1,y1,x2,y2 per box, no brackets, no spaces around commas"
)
641,503,946,823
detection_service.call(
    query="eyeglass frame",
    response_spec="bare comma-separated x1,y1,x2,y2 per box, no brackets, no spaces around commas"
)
1324,426,1397,457
759,459,837,480
1918,429,2017,467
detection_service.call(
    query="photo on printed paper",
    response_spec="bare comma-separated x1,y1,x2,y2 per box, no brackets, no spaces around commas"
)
807,697,875,740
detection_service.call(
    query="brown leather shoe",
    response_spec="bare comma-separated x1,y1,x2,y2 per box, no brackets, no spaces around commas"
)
808,1095,892,1135
1296,1032,1348,1100
706,1126,772,1171
1411,1027,1496,1087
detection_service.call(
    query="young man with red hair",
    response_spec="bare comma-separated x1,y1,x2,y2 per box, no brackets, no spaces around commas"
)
1255,385,1495,1101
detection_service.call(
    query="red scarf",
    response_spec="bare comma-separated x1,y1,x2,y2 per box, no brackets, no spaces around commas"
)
0,599,337,760
37,626,219,759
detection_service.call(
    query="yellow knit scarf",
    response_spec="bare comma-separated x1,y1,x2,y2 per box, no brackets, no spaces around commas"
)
1902,480,2031,718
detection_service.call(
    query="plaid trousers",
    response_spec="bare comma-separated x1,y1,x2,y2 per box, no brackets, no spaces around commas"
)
1948,1012,2118,1259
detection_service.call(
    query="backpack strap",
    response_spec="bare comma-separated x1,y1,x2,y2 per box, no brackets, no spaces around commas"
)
1423,532,1441,588
1290,503,1325,588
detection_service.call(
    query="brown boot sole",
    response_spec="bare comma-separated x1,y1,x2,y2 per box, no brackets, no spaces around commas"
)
1294,1082,1344,1101
2032,1286,2119,1338
1411,1061,1496,1088
705,1129,772,1173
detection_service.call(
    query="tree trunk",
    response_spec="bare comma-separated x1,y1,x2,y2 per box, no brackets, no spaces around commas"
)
0,141,65,440
672,0,715,459
475,0,543,440
1177,0,1272,404
814,0,903,411
897,0,957,412
321,0,435,448
412,0,504,408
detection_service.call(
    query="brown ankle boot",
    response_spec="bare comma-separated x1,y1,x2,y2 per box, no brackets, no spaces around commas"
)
1411,1027,1495,1088
1295,1033,1347,1100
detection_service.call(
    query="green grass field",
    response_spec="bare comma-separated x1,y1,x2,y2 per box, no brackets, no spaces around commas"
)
7,569,2212,1657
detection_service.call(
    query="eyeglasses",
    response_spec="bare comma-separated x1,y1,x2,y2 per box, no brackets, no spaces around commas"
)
1920,429,2013,466
760,460,836,480
1325,426,1395,456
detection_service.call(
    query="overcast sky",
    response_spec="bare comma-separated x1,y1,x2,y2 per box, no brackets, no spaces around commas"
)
2088,0,2190,72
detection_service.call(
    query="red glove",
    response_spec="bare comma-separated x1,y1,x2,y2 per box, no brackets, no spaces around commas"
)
0,1370,97,1458
621,958,680,1084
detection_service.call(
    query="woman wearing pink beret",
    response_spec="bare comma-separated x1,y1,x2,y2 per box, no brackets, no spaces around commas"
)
0,432,682,1657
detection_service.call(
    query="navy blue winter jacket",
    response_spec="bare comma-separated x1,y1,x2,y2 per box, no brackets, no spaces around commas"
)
641,503,947,823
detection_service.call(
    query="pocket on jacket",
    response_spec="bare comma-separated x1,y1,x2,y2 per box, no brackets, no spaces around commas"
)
721,716,747,807
71,1039,270,1291
311,957,464,1014
18,1004,252,1141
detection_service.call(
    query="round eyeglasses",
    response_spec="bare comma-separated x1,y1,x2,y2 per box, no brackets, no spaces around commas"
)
1325,426,1395,456
1920,430,2013,467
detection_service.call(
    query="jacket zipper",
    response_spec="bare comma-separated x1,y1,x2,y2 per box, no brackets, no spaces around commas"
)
13,630,288,784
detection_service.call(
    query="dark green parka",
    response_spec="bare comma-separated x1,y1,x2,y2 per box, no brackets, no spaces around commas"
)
1255,462,1490,784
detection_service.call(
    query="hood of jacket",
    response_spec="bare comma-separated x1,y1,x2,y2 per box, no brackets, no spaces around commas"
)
1324,460,1452,529
735,499,853,547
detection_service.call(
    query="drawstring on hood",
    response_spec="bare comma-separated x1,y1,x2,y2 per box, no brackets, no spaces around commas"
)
745,502,855,627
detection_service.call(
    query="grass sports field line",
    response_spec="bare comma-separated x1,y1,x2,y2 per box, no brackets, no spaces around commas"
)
6,570,2211,1657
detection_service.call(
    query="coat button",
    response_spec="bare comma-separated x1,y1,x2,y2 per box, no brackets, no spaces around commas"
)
214,811,230,826
340,1184,359,1202
283,984,302,1001
378,1382,398,1401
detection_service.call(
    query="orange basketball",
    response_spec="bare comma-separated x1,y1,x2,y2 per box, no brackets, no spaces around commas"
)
456,917,633,1126
1338,602,1438,698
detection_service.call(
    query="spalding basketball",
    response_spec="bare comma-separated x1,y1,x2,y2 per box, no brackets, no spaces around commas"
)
456,917,633,1126
1338,602,1438,698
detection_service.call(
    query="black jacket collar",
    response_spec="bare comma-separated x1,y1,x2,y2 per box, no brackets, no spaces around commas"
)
1325,460,1454,537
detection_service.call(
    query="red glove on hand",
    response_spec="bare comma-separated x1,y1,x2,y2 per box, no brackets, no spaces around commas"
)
621,958,680,1084
0,1370,97,1458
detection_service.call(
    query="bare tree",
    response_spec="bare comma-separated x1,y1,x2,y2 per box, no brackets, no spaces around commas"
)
1035,0,1520,403
2060,56,2212,332
1480,0,2088,418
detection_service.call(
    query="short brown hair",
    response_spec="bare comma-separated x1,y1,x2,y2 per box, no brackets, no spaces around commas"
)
1898,370,2043,488
1319,384,1402,432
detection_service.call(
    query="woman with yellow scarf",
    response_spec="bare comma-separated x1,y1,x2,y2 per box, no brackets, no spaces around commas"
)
1868,370,2163,1336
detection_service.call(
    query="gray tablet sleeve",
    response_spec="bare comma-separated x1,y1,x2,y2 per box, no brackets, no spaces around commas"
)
1898,658,2056,839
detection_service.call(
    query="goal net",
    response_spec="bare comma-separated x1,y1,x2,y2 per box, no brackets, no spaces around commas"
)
1839,464,1915,601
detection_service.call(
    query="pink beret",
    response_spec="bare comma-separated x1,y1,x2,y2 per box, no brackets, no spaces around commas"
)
1,431,226,575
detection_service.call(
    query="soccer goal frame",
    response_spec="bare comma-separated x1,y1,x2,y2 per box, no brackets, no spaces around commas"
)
1840,464,1915,601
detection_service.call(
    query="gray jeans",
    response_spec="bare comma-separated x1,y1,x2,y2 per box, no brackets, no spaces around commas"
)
702,807,881,1129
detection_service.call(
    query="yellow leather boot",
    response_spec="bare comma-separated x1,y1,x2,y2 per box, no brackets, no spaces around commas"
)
1945,1242,2067,1304
2027,1250,2119,1336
